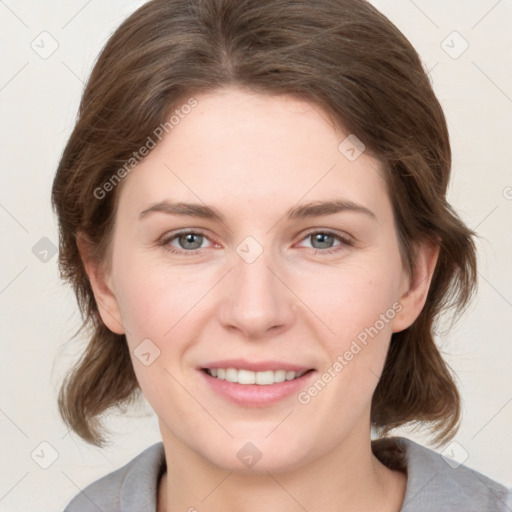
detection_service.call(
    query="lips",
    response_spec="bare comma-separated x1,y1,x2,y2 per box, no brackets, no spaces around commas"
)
198,359,316,406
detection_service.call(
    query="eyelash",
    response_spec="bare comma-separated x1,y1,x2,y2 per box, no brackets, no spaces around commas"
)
158,229,354,256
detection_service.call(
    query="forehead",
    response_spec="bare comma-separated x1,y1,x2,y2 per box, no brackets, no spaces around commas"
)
117,87,389,222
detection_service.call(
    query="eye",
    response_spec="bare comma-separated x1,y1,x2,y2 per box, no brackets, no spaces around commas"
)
297,230,353,254
159,229,353,256
159,230,214,255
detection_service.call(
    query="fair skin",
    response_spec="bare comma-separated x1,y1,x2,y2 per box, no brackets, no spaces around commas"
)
79,86,439,512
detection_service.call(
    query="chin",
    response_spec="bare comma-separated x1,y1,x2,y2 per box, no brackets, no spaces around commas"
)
209,449,307,474
189,432,316,475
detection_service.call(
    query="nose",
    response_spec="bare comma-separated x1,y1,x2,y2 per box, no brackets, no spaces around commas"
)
217,248,296,340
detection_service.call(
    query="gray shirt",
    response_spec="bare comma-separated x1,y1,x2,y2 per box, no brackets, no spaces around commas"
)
63,436,511,511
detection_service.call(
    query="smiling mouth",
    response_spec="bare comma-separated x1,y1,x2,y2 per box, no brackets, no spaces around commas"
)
202,368,313,385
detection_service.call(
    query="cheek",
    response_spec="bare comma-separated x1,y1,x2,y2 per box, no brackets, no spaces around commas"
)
112,266,198,409
296,251,403,402
299,259,402,343
113,258,209,343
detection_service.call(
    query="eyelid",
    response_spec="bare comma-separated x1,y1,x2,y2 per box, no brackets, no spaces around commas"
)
295,227,354,246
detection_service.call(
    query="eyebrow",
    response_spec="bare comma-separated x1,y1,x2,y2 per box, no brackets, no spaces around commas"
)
139,199,377,222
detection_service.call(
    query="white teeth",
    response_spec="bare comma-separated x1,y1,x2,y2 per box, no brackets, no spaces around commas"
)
255,370,274,385
206,367,306,385
274,370,286,383
225,368,238,383
238,369,256,384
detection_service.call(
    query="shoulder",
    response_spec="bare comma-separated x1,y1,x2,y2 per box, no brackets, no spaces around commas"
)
62,442,166,512
372,436,511,512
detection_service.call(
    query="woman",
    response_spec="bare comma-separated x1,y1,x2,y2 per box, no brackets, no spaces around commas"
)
51,0,511,510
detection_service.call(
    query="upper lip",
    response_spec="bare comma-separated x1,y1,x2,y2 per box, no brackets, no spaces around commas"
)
199,359,314,373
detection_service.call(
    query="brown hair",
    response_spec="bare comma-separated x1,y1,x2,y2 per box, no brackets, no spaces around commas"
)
51,0,477,447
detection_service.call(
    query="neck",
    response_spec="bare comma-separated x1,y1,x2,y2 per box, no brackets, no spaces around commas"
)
157,424,406,512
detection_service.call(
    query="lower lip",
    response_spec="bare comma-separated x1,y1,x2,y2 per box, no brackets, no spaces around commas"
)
199,370,316,407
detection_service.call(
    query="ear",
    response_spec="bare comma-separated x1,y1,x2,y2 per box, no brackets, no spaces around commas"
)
76,231,125,335
391,238,440,333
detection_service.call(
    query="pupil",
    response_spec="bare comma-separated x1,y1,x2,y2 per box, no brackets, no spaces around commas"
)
180,233,202,250
313,233,333,249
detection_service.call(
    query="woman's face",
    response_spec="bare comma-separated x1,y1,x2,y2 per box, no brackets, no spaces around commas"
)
91,86,425,472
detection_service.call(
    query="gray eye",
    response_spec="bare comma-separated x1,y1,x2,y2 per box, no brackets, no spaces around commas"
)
310,233,335,249
178,233,204,250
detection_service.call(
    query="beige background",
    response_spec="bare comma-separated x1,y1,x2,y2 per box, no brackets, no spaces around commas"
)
0,1,511,510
